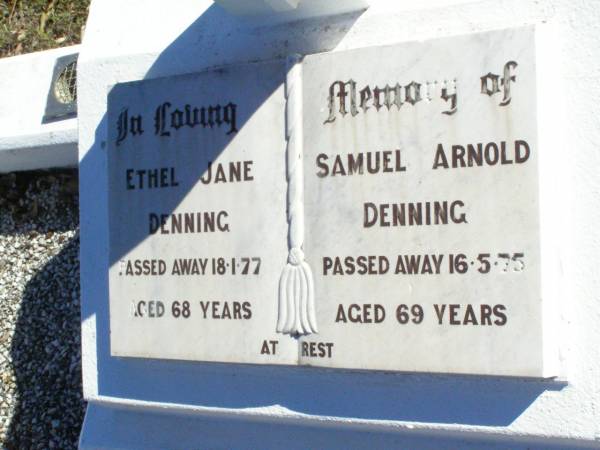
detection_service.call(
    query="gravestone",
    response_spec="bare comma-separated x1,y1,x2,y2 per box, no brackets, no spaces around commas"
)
106,26,556,377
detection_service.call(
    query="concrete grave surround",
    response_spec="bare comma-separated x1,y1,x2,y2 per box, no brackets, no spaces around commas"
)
78,0,600,448
0,46,79,173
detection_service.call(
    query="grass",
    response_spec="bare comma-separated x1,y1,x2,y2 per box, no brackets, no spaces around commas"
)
0,0,89,57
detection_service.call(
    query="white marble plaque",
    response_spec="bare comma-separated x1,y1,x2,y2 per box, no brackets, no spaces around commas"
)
108,60,298,364
299,26,553,376
107,26,555,376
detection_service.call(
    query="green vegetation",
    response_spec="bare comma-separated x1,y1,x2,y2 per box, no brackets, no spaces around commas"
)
0,0,89,57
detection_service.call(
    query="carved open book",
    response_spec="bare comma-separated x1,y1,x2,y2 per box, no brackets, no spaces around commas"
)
106,26,556,377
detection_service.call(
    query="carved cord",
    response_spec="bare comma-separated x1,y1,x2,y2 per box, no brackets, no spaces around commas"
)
277,54,318,335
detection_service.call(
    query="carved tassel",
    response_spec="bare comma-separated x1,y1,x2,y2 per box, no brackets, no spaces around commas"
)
277,54,318,335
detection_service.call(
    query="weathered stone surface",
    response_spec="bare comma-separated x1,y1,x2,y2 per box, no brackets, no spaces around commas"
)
107,27,555,377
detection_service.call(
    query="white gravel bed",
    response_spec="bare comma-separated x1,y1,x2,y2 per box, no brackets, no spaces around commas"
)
0,170,83,450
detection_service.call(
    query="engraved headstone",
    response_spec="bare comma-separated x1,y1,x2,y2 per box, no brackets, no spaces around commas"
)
107,26,554,376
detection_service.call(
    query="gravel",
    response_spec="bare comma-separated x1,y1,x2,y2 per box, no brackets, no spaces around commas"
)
0,170,84,450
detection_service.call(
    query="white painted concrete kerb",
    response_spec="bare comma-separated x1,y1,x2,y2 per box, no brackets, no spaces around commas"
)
0,46,79,173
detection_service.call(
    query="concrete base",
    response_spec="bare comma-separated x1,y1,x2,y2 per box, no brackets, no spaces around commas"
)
80,399,597,450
